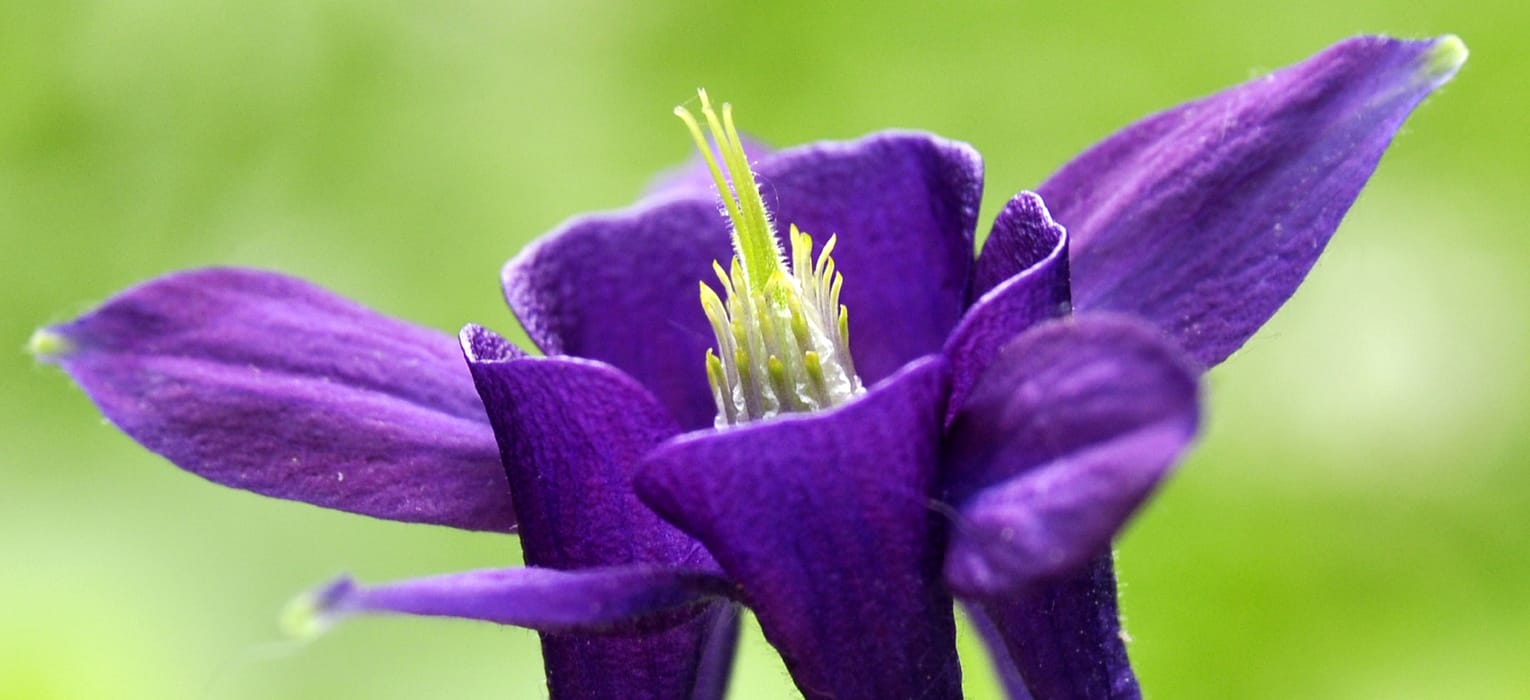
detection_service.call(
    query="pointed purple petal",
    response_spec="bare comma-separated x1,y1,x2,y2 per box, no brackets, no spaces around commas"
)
942,316,1199,598
34,268,513,532
461,325,732,699
1040,35,1468,367
945,192,1070,419
973,554,1141,700
302,565,735,634
636,358,962,700
503,131,982,429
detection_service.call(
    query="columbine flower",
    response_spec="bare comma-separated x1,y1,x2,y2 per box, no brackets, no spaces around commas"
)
33,35,1464,700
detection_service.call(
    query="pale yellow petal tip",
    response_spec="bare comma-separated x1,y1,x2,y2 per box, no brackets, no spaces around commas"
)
278,590,333,641
1423,34,1468,81
27,327,74,360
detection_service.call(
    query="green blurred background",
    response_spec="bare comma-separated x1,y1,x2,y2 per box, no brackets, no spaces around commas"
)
5,1,1525,698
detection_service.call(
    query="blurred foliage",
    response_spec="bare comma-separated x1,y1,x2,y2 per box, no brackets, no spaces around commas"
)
4,1,1526,698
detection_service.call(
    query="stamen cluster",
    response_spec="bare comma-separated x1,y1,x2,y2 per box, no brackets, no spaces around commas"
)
676,91,863,425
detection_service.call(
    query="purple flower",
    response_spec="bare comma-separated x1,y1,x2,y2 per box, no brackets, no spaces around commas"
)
33,35,1464,700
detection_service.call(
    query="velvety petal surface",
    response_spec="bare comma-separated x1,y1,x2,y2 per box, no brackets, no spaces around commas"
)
942,315,1200,598
32,268,513,531
462,325,731,700
503,131,982,429
975,554,1140,700
946,192,1070,419
636,358,961,700
1039,35,1468,367
295,565,735,635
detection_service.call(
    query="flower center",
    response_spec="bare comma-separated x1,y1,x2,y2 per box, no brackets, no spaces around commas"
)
676,90,864,426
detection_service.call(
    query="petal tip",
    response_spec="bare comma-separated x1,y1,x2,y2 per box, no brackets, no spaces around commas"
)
280,575,355,640
28,326,75,362
1423,34,1468,82
458,324,525,364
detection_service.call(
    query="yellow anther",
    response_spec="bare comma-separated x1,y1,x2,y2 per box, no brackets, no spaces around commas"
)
28,328,74,359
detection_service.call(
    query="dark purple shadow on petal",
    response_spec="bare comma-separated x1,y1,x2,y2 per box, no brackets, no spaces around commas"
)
939,317,1199,700
36,268,514,532
975,553,1140,700
637,358,962,700
945,192,1070,421
311,565,736,634
504,131,983,429
462,324,734,700
1040,35,1467,368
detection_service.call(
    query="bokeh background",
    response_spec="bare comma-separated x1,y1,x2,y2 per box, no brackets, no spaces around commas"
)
4,1,1525,698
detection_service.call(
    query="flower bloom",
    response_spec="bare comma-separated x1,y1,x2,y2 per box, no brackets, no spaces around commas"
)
33,35,1465,699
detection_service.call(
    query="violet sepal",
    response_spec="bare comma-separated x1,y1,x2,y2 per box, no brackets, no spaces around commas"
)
1042,35,1469,368
32,267,514,531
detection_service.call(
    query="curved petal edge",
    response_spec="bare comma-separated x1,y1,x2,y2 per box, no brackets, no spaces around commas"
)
946,192,1071,419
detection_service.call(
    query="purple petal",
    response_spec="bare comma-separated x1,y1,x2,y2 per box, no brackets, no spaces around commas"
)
1040,35,1468,367
757,132,983,385
503,131,982,429
298,565,735,634
972,554,1141,700
945,192,1070,419
942,316,1199,598
972,192,1070,299
461,325,732,698
33,268,513,532
503,197,732,431
460,325,700,569
636,358,962,700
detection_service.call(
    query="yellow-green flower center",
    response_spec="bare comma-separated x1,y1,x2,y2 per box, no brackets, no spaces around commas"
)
676,90,863,426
